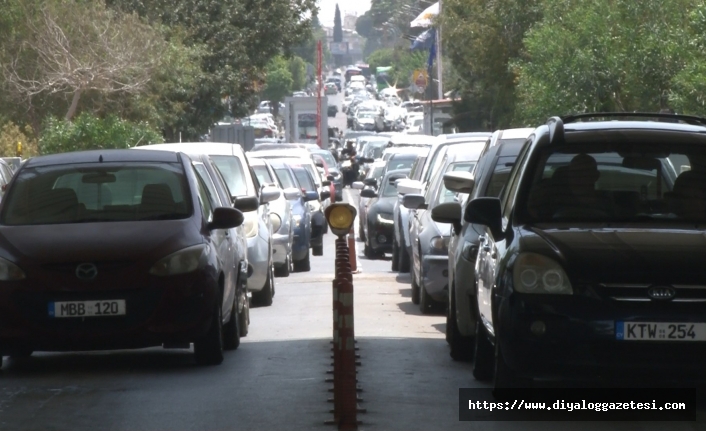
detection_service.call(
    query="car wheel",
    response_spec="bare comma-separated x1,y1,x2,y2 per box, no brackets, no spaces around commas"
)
473,314,494,381
194,298,225,366
391,238,400,271
359,219,366,242
223,295,241,350
493,341,532,392
252,265,274,306
239,288,250,338
293,252,311,272
447,290,473,361
419,279,434,314
323,222,329,234
313,244,324,256
274,255,290,277
398,235,410,273
411,269,420,305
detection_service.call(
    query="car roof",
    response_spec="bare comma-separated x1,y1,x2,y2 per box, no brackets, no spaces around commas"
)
384,168,411,179
25,148,182,168
388,134,436,146
444,141,488,160
248,149,312,159
137,142,245,157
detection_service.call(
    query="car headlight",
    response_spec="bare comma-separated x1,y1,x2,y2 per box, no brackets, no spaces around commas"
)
270,213,282,233
512,253,573,294
292,214,303,227
0,256,25,280
244,212,259,238
461,242,477,261
430,236,448,251
376,213,394,225
150,244,209,276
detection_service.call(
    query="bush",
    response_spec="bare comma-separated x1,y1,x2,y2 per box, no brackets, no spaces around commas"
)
0,122,39,158
39,114,163,155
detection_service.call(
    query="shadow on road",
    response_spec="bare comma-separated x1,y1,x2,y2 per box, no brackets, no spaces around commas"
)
399,286,411,298
396,300,424,316
431,322,446,334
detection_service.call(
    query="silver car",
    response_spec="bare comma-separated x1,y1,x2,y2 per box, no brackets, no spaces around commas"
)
404,143,487,314
248,157,302,277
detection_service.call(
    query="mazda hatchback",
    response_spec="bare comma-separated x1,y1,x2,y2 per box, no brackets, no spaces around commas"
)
0,149,244,366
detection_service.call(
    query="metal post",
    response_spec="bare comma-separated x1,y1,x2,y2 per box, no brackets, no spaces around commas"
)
317,40,323,149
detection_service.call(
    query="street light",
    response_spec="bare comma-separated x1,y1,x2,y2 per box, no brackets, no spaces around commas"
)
325,203,357,238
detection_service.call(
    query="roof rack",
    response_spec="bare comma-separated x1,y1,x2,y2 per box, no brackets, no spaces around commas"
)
546,116,565,145
561,112,706,126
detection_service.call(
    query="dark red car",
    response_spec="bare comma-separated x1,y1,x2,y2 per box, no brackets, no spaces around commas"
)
0,149,247,366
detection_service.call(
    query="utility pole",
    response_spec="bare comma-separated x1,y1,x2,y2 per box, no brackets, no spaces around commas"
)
436,0,443,99
317,40,323,148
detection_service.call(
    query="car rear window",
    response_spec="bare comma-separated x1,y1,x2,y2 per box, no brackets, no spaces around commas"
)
1,162,192,225
435,162,475,205
520,142,706,223
292,167,315,191
381,175,405,197
253,165,274,186
210,155,249,197
274,168,296,189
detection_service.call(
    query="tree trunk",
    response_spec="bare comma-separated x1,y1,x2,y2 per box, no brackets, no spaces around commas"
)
272,101,280,119
65,88,82,121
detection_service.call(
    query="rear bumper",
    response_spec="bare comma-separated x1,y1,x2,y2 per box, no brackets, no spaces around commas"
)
421,254,449,302
247,235,270,292
272,232,290,266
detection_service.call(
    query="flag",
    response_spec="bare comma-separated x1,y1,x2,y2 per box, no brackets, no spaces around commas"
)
410,28,434,51
411,2,439,28
427,29,437,71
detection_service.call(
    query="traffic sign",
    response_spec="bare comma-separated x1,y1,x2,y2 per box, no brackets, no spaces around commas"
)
413,69,428,88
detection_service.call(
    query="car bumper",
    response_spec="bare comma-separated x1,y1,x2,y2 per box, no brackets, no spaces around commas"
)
310,211,325,247
247,235,270,292
421,254,449,301
496,295,706,379
369,222,394,253
272,232,290,266
0,271,218,352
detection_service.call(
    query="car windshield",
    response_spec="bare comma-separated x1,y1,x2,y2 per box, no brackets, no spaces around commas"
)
363,144,385,159
381,175,404,197
292,167,315,191
387,156,416,172
209,155,249,196
252,165,274,186
519,142,706,223
274,168,297,189
368,165,385,180
314,151,337,168
435,162,476,205
1,162,192,225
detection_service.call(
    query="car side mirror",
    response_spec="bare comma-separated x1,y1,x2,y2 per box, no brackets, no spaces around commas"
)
322,180,331,186
320,190,331,201
351,181,365,190
304,190,319,202
259,186,281,205
327,174,335,181
363,178,377,187
360,157,375,163
402,194,427,210
360,188,377,198
431,202,462,234
397,179,422,196
233,195,259,212
465,197,503,239
283,187,302,200
208,207,244,230
443,172,475,194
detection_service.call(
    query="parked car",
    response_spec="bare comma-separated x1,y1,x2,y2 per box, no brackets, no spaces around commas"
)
360,169,410,258
249,157,302,277
0,149,248,365
328,105,339,117
268,160,319,272
404,143,486,313
352,160,386,242
324,83,338,95
140,143,278,307
432,127,534,360
392,154,426,272
0,158,16,203
310,148,343,201
468,113,706,389
289,163,327,258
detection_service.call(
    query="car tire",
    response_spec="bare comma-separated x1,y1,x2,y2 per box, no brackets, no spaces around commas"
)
252,265,274,307
223,296,241,351
239,289,250,338
398,235,410,273
363,238,375,259
493,342,532,392
323,222,329,234
194,298,225,366
473,314,494,381
293,252,311,272
419,280,434,314
411,269,420,305
313,244,324,256
447,290,473,361
274,255,290,277
359,219,366,242
391,238,400,271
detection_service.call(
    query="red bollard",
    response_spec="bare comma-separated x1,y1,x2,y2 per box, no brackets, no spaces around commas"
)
337,273,358,430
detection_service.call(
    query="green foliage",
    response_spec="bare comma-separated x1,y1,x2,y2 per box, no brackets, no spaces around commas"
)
0,122,39,158
39,114,163,155
333,4,343,43
669,3,706,116
288,56,307,92
513,0,696,124
367,48,427,89
357,0,420,57
263,57,294,117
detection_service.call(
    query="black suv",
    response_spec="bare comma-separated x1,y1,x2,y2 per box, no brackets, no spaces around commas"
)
468,113,706,389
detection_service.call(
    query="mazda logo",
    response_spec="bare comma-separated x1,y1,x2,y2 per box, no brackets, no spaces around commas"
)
647,286,676,301
75,263,98,280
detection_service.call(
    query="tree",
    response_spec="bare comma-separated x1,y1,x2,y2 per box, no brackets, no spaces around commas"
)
367,47,427,89
2,1,163,122
288,56,307,92
262,57,293,118
334,4,343,43
513,0,697,125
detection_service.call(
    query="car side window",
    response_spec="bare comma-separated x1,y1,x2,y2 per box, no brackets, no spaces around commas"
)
193,167,216,222
501,139,533,217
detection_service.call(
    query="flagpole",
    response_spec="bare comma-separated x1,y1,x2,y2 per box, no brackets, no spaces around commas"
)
436,0,443,99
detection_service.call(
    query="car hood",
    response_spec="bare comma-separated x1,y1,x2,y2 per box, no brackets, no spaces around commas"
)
0,220,201,265
519,226,706,285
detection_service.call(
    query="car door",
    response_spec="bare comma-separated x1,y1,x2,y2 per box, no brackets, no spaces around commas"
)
475,141,533,334
192,162,237,319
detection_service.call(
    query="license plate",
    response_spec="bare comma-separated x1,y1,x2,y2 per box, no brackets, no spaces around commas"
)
49,300,126,318
616,322,706,341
